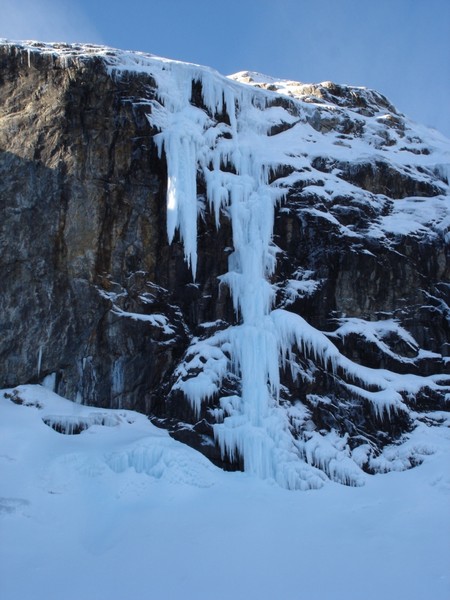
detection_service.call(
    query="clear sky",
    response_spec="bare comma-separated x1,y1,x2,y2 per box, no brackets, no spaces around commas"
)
2,0,450,137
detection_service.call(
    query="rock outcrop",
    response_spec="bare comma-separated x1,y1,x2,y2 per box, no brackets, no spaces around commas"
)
1,41,449,488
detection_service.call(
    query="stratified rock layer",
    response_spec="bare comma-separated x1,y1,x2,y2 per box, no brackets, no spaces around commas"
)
1,41,449,485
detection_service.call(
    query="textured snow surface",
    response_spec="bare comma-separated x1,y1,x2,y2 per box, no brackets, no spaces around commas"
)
1,386,449,600
2,40,450,489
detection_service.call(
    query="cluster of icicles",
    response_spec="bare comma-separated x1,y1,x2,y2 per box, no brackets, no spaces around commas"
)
136,60,407,489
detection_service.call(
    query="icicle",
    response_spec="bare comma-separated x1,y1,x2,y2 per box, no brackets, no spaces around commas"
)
37,346,43,378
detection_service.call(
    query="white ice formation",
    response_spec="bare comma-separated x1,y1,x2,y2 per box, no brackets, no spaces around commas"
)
143,60,316,488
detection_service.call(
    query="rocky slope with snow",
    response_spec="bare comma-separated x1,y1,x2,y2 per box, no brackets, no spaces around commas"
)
1,40,449,489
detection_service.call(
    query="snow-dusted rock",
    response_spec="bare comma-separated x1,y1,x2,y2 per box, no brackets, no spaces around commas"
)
0,40,449,488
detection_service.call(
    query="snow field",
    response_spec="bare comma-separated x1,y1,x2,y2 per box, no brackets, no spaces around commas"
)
1,385,449,600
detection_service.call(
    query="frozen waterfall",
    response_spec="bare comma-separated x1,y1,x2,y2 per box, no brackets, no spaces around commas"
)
138,58,445,489
146,63,314,487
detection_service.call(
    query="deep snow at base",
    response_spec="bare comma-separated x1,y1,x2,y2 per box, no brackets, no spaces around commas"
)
1,385,449,600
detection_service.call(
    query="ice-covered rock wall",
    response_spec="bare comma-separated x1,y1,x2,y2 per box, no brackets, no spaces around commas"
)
1,41,449,489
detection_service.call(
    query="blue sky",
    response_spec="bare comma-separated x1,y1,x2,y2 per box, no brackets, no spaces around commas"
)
2,0,450,137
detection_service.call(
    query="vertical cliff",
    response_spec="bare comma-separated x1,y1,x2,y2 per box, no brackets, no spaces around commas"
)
1,41,449,488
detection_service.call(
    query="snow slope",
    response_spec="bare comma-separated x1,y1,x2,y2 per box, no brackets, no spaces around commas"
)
1,385,449,600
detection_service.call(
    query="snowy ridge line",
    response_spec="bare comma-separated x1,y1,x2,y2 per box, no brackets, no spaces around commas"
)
3,40,449,173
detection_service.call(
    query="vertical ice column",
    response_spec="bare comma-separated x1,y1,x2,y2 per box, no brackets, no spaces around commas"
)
151,66,287,481
158,129,199,275
222,145,280,421
213,141,284,479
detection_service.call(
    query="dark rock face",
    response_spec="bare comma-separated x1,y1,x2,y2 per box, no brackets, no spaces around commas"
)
1,42,449,483
0,44,233,414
